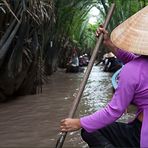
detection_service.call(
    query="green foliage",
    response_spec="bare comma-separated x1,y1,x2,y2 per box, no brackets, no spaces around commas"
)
0,0,55,99
0,0,147,99
55,0,147,66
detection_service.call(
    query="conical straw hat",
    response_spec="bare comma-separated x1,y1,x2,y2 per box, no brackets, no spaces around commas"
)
111,5,148,55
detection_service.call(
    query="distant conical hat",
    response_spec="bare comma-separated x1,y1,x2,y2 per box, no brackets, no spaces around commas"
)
111,6,148,55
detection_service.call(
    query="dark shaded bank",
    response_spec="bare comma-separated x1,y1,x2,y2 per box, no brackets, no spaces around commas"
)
0,1,56,101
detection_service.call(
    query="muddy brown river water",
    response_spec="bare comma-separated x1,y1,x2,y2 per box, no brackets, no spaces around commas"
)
0,65,135,148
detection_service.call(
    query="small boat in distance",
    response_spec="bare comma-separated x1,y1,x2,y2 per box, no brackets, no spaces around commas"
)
99,52,123,73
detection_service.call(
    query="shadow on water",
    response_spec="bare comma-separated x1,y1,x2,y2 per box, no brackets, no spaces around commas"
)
0,65,135,148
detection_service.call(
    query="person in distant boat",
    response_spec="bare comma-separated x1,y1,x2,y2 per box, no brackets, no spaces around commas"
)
60,6,148,148
66,49,79,73
79,54,89,67
103,52,123,72
83,53,89,66
69,52,79,67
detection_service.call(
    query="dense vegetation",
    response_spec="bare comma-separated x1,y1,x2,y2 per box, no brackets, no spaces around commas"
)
0,0,147,101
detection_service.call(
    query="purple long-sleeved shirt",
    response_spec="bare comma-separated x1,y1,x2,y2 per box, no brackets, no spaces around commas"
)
80,49,148,148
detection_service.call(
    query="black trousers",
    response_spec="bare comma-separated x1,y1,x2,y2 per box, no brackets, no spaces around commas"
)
81,119,142,148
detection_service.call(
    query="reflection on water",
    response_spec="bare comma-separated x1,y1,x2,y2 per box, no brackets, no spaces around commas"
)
64,66,114,148
62,66,135,148
80,66,113,114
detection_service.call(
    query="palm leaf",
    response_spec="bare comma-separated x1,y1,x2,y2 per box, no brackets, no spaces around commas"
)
2,0,20,23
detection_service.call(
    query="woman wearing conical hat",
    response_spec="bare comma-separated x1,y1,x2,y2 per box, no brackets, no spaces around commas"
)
60,6,148,148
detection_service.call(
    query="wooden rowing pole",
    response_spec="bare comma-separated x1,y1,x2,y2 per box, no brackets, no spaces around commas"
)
55,3,115,148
